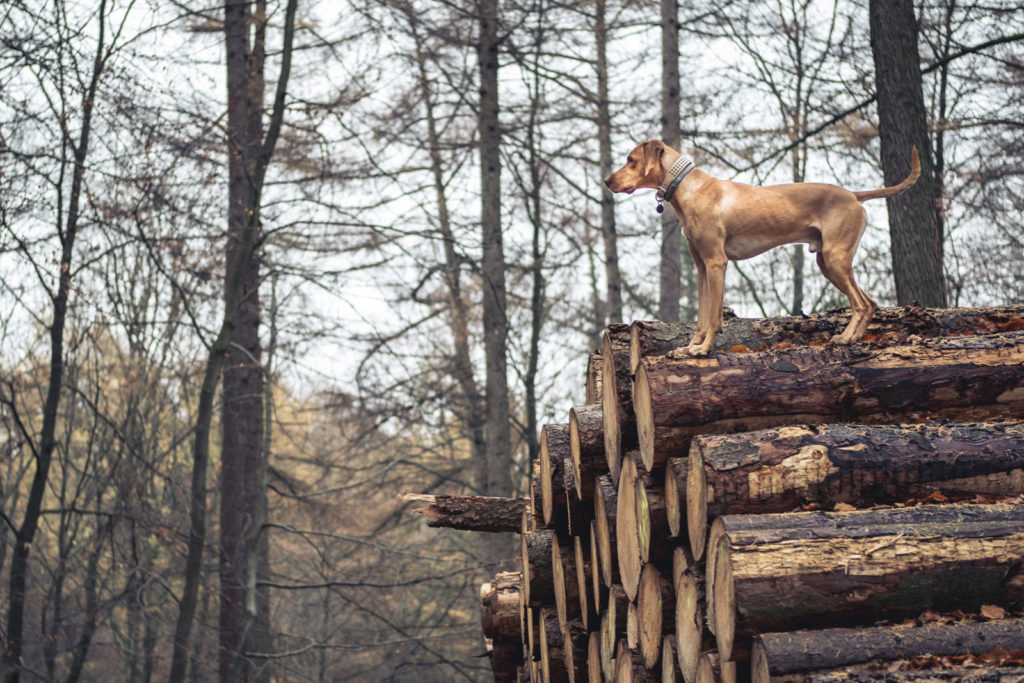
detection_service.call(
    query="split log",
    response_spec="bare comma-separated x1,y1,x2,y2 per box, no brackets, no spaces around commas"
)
600,585,629,681
636,331,1024,474
662,635,683,683
480,571,523,641
710,502,1024,661
570,403,606,501
594,474,619,587
602,324,636,483
665,458,687,539
616,454,643,600
561,619,589,683
628,304,1024,375
751,617,1024,682
553,538,581,630
521,528,555,606
615,639,659,683
638,563,674,671
541,423,572,527
402,493,529,533
540,607,568,683
687,421,1024,556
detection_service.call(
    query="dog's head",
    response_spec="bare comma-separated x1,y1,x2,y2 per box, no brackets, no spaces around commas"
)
604,140,665,194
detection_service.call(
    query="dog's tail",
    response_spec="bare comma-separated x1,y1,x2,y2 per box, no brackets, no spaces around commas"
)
853,146,920,202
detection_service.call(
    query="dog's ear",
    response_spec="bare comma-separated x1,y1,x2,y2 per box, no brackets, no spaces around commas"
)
642,140,664,177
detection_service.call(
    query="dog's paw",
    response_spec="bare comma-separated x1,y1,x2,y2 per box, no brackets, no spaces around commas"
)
685,343,711,357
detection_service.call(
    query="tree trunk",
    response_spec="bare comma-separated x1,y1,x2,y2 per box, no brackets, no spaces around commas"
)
601,585,629,681
710,502,1024,660
572,537,593,631
751,617,1024,682
552,538,581,631
560,619,589,683
687,421,1024,550
674,558,709,683
404,493,528,533
800,666,1024,682
665,457,687,539
521,529,556,606
616,454,643,601
638,563,673,671
596,0,623,325
477,0,513,556
635,331,1024,474
869,0,946,307
540,608,568,683
586,351,603,405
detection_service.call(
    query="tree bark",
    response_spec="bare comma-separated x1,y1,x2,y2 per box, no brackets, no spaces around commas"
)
404,493,528,533
521,529,556,606
688,421,1024,550
586,351,603,405
540,607,568,683
751,617,1024,682
635,331,1024,474
869,0,946,306
800,666,1024,682
659,0,682,322
710,502,1024,661
560,619,589,683
552,538,580,631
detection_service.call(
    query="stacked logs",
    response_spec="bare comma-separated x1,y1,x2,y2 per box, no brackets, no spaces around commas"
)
407,304,1024,682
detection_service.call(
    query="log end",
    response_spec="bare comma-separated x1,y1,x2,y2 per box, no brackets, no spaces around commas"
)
687,442,709,561
635,361,656,473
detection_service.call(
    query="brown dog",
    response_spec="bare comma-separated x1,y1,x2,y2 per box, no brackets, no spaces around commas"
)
605,140,919,356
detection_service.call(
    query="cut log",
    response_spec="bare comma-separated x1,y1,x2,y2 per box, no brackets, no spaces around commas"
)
638,563,673,671
615,639,659,683
674,564,708,683
616,454,643,600
594,473,620,587
799,665,1024,682
541,423,572,527
695,651,736,683
561,619,589,683
636,331,1024,474
526,606,537,660
665,458,687,539
521,528,555,606
480,571,523,641
710,502,1024,661
553,538,581,630
587,351,603,405
662,635,683,683
635,466,671,568
751,617,1024,682
487,635,521,683
628,304,1024,375
573,535,592,631
602,324,636,483
587,631,602,683
540,607,568,683
627,601,639,651
589,521,602,615
687,421,1024,554
601,585,629,682
402,493,529,533
570,403,606,501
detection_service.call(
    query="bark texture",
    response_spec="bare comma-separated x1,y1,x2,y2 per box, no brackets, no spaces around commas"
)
405,493,529,533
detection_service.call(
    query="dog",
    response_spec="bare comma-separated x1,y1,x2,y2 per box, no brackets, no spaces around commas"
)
604,140,919,356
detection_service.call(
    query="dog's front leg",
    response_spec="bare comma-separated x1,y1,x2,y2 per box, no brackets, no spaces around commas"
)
686,254,726,357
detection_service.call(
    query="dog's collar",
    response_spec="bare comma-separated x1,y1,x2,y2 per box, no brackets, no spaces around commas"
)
655,154,695,214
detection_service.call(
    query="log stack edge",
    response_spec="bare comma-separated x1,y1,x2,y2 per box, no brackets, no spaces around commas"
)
407,305,1024,682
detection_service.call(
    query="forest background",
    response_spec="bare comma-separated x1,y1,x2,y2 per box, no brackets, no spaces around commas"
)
1,0,1022,681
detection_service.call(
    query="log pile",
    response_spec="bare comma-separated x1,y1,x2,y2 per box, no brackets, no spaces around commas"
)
406,305,1024,682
